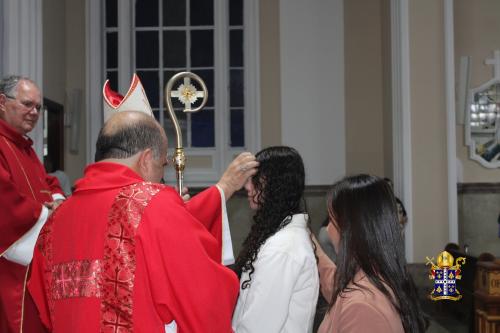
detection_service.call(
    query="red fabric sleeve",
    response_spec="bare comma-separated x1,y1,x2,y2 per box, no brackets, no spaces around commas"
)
27,246,52,331
0,160,42,253
139,191,238,333
185,186,222,244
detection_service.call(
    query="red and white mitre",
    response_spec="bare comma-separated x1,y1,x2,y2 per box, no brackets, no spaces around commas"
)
102,73,154,121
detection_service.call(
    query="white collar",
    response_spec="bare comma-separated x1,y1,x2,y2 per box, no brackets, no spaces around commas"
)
282,213,309,228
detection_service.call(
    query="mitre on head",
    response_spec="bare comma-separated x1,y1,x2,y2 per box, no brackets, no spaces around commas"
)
102,73,154,121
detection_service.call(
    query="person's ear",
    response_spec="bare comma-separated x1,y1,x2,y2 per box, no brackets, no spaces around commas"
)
137,148,153,174
0,94,7,112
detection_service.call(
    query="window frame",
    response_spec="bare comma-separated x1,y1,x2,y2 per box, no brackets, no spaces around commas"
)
87,0,260,186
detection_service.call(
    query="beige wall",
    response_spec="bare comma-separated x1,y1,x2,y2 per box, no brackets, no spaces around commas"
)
344,0,385,177
455,0,500,183
409,0,449,261
259,0,281,148
43,0,87,185
381,0,393,179
63,0,87,184
43,0,66,105
343,0,452,261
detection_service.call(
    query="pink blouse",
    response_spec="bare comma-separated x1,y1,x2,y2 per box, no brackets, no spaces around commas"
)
317,250,405,333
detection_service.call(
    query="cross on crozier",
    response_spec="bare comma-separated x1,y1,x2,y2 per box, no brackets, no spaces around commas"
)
170,77,205,110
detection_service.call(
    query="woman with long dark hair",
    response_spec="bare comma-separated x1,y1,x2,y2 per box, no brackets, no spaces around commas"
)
316,174,426,333
232,146,319,333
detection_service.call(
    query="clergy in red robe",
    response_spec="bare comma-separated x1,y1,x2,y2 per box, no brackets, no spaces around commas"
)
28,111,258,333
0,76,64,333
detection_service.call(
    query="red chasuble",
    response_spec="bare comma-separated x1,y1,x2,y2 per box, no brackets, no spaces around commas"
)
28,162,239,333
0,118,64,333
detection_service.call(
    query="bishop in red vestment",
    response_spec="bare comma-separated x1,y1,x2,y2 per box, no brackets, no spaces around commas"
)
0,76,64,333
28,110,258,333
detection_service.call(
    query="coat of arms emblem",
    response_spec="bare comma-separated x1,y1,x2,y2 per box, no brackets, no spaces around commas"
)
426,251,466,301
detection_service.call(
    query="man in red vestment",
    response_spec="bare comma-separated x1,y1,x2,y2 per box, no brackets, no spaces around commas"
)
0,75,65,333
28,110,258,332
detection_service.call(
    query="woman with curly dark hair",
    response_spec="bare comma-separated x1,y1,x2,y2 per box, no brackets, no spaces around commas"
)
316,174,427,333
232,146,319,333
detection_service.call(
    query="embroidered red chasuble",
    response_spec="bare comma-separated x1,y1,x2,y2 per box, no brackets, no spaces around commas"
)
0,118,63,333
28,162,239,333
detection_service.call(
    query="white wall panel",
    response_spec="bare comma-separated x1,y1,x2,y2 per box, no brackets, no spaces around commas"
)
279,0,345,185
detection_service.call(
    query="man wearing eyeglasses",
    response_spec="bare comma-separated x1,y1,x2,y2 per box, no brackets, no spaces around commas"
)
0,75,65,333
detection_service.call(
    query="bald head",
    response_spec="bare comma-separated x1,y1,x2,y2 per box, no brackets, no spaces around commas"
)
95,111,167,162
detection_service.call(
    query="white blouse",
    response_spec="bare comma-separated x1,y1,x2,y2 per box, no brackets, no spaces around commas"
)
232,213,319,333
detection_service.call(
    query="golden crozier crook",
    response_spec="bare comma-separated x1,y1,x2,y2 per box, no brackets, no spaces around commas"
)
164,72,208,195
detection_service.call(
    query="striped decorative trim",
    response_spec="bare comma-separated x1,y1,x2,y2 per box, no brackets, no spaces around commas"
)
101,182,163,333
51,259,103,300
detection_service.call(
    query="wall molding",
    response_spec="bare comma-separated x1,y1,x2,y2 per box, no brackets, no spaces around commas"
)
458,183,500,194
444,0,458,243
85,0,104,164
117,0,133,93
244,0,261,155
391,0,413,262
190,184,331,197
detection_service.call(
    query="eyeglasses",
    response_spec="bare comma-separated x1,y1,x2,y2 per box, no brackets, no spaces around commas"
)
4,94,42,113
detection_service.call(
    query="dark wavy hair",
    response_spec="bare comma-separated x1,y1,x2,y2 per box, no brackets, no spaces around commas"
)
234,146,307,288
327,174,426,332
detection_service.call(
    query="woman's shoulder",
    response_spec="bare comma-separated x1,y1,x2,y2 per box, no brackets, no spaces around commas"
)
341,286,390,310
343,273,393,305
258,234,314,269
336,275,403,331
335,298,403,333
264,218,313,254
